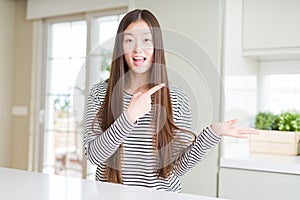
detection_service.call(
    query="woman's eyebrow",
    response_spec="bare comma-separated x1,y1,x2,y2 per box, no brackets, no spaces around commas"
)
124,32,133,36
143,32,152,35
124,31,151,36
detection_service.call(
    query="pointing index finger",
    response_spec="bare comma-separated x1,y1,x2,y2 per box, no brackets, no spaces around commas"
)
145,83,165,96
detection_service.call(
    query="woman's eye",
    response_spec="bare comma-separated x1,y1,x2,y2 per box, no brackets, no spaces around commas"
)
144,38,152,42
125,39,133,43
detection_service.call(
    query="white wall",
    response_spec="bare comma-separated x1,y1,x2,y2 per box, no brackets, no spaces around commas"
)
0,0,15,167
221,0,259,158
223,0,258,123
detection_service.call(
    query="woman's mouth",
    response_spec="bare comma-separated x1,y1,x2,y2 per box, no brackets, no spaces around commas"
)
133,57,146,67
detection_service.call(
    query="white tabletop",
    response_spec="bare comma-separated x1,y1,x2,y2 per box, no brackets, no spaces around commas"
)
0,167,223,200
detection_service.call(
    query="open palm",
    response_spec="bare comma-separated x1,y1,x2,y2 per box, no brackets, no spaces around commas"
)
211,119,259,138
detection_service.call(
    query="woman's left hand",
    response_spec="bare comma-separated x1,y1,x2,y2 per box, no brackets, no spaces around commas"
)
211,119,259,138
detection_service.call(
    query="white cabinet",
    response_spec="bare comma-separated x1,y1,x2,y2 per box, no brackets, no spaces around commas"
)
242,0,300,60
218,168,300,200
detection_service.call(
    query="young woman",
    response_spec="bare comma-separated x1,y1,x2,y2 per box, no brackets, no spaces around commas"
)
83,9,258,192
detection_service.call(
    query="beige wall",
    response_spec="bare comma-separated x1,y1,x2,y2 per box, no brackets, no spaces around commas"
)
11,0,33,170
0,0,33,169
0,0,15,167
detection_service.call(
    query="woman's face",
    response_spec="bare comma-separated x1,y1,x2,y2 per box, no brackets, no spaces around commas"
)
123,20,154,74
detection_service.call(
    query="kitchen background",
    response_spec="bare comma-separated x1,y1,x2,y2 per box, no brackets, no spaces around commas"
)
0,0,299,199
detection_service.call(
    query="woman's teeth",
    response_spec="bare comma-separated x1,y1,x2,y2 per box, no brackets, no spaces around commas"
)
133,57,146,61
133,57,146,66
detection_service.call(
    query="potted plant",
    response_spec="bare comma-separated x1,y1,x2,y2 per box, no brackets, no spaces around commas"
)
250,111,300,155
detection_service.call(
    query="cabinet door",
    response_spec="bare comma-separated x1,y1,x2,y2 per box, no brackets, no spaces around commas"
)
243,0,300,50
181,149,219,196
219,168,300,200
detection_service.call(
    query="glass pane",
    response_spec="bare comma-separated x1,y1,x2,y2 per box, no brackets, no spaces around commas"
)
265,74,300,113
47,58,85,94
70,21,87,57
50,22,71,58
90,14,121,84
43,20,87,178
97,15,118,45
50,21,87,58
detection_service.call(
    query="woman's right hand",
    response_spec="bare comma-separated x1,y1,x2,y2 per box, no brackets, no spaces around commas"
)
126,83,165,123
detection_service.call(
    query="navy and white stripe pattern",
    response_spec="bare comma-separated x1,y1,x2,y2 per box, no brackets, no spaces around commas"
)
83,82,221,192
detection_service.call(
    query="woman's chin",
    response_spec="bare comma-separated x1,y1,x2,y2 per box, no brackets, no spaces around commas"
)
130,64,152,74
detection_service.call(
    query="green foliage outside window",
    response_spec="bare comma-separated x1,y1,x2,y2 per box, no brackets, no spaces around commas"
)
99,48,113,81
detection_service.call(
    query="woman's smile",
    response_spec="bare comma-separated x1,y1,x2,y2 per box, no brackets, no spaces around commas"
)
132,56,146,67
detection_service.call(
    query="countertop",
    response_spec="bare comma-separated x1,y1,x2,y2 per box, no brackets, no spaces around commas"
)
220,143,300,175
0,167,224,200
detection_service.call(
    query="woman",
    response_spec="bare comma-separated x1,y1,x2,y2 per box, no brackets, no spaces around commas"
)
83,9,258,192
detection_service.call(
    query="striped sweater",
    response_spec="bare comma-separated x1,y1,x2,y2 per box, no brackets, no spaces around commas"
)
83,82,221,192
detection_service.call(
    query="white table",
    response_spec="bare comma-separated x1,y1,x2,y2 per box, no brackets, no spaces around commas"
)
0,167,223,200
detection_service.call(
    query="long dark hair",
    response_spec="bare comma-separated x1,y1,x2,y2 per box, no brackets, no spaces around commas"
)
94,9,195,183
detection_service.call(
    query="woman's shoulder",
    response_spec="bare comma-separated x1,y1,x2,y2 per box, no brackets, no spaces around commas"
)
168,83,190,110
89,81,108,98
169,83,189,100
169,83,191,119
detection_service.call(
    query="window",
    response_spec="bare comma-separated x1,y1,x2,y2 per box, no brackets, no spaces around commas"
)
222,61,300,157
260,74,300,114
43,20,87,177
258,61,300,114
41,10,125,179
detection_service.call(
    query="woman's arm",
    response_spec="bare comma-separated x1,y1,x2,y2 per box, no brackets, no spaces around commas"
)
172,89,258,176
173,126,221,177
83,84,135,165
170,89,221,176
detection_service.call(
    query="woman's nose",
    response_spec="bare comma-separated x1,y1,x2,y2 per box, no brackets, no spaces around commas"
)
134,40,143,52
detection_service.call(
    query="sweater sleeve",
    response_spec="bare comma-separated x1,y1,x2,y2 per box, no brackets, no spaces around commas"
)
173,127,221,177
171,88,222,177
83,84,135,165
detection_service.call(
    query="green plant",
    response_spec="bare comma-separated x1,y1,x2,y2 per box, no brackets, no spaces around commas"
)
278,111,300,132
54,96,71,113
99,48,112,81
255,112,279,130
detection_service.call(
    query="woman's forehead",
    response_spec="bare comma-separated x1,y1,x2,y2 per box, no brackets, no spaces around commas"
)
124,20,152,35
